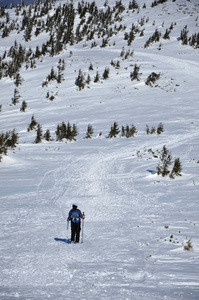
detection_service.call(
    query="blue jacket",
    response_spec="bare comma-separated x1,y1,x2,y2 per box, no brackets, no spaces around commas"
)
68,209,83,223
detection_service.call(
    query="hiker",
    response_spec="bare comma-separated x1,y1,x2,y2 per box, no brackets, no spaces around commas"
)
67,204,85,243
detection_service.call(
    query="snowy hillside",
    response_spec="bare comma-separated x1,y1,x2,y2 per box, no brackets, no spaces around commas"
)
0,0,199,299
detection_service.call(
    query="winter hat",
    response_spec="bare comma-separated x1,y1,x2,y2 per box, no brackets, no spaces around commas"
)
72,203,78,209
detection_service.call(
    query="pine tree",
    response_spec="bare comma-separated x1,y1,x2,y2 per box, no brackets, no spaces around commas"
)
125,125,130,137
0,132,8,161
121,125,125,137
76,69,86,90
30,59,36,69
43,129,52,141
163,29,170,40
27,115,37,131
109,122,120,138
24,20,32,41
20,101,27,112
11,129,18,147
35,46,41,58
130,64,140,81
157,145,172,177
151,126,156,134
180,26,189,45
157,122,164,135
89,63,94,70
146,124,150,134
57,67,64,83
129,124,137,137
145,72,160,86
55,124,62,141
66,121,72,140
129,0,139,9
2,26,10,38
170,158,182,179
13,88,21,105
35,124,42,143
103,67,110,79
85,124,94,139
94,71,100,83
15,72,23,87
71,124,79,141
5,129,18,148
86,74,91,85
47,67,57,82
128,28,136,46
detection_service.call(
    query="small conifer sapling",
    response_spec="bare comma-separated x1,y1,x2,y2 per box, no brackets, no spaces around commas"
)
86,124,94,139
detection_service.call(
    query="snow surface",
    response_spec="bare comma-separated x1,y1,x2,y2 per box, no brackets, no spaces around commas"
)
0,0,199,299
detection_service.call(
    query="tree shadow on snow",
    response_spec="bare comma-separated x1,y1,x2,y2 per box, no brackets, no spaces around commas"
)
54,237,71,244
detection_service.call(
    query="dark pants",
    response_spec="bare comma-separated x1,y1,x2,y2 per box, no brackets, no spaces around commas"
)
71,222,81,243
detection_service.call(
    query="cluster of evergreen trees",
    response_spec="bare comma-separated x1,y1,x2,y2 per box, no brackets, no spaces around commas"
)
27,115,53,143
137,144,182,179
130,66,161,86
0,129,18,161
144,28,161,48
0,121,182,180
0,0,138,83
0,0,197,87
75,66,110,90
151,0,168,8
26,117,139,143
26,114,169,144
157,145,182,179
55,122,78,142
42,60,65,87
146,122,164,135
145,72,161,86
179,26,199,49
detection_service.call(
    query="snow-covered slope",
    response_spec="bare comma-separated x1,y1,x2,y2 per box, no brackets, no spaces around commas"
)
0,0,199,299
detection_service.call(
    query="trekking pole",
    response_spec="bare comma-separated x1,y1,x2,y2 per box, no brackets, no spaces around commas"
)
66,220,70,242
81,212,85,243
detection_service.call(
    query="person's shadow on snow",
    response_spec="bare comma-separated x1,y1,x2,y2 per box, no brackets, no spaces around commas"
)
54,237,71,244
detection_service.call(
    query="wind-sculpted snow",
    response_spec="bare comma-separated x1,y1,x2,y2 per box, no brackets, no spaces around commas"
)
0,0,199,299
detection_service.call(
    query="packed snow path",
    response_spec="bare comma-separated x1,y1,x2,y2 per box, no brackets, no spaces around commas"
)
1,139,198,299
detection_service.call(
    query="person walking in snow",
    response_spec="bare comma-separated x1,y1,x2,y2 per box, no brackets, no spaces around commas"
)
67,204,85,243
